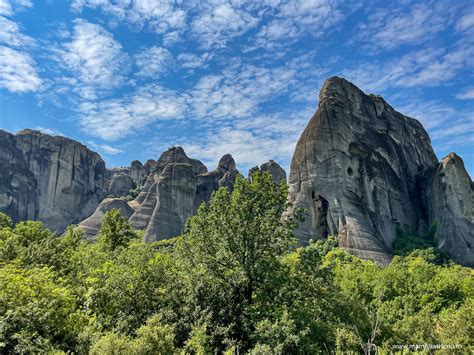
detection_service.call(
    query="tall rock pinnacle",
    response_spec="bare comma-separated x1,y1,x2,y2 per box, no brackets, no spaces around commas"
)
288,77,473,265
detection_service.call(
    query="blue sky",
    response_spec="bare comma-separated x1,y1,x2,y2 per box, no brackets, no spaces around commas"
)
0,0,473,176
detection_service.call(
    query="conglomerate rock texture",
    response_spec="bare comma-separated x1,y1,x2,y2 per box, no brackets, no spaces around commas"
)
288,77,473,265
0,129,107,232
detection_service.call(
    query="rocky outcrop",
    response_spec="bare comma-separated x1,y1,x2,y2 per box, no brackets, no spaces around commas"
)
249,160,286,183
195,154,239,209
288,77,437,264
0,130,37,222
108,173,135,197
129,147,209,241
143,163,197,242
0,129,107,232
77,198,135,239
288,77,472,266
126,150,241,242
424,153,473,266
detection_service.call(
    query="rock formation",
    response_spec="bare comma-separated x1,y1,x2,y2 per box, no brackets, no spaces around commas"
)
424,153,473,265
288,77,473,266
0,129,108,232
129,147,211,241
0,130,37,222
107,173,135,197
1,76,472,266
195,154,240,209
77,198,134,239
249,160,286,183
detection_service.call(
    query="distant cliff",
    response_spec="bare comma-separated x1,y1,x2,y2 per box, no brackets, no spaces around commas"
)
0,129,107,232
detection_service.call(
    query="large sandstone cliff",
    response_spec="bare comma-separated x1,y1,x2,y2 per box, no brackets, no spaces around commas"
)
288,77,473,266
0,129,108,232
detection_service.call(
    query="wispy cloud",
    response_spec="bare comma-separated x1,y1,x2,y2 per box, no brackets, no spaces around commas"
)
0,45,40,92
456,87,474,100
134,46,174,78
72,0,187,35
56,19,129,100
356,2,450,50
191,2,258,48
343,44,474,92
87,140,124,155
78,84,187,140
0,0,40,93
181,109,310,173
34,126,64,136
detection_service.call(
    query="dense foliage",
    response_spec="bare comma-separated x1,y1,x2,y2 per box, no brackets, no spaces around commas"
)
0,172,472,353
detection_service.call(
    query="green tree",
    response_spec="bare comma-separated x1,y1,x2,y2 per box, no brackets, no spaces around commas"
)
0,212,12,229
177,172,302,351
97,209,136,251
0,264,86,353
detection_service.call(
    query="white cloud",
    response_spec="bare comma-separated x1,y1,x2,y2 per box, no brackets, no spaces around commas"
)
0,15,34,47
58,19,129,100
87,141,124,155
0,0,32,16
0,45,41,92
191,2,258,48
343,45,474,92
134,46,174,78
456,87,474,100
177,52,211,69
190,63,297,120
357,2,448,50
456,10,474,32
0,1,39,93
181,109,310,173
252,0,349,50
78,84,187,140
72,0,187,34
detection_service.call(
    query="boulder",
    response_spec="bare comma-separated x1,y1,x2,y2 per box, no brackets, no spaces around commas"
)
77,198,135,239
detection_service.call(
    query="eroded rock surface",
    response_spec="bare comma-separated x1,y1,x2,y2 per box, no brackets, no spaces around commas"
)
77,198,134,239
108,173,135,197
195,154,239,209
249,160,286,183
424,153,473,266
0,129,107,232
288,77,439,264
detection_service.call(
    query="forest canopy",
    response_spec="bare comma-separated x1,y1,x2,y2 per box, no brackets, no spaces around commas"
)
0,172,472,354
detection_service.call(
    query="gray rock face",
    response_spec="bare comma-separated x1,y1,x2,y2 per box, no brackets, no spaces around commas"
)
77,198,134,239
0,130,37,222
129,147,209,241
288,77,439,265
0,129,107,232
143,163,197,242
128,150,240,242
195,154,239,209
424,153,473,266
249,160,286,183
108,173,135,197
